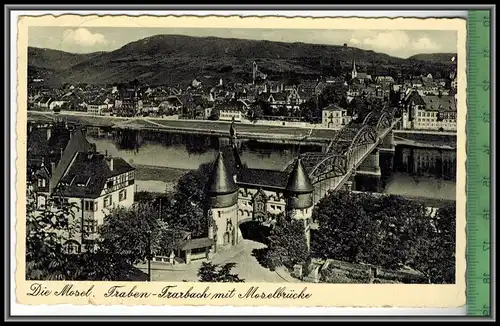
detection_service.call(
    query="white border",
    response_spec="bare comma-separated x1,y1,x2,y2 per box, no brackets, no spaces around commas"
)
10,10,468,317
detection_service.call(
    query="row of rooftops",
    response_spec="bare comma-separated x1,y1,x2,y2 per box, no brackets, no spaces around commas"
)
30,71,434,107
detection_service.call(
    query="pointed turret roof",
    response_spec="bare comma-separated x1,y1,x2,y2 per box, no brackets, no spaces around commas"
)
206,152,238,195
286,158,314,194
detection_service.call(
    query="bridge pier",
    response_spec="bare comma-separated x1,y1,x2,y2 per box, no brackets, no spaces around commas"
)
378,131,396,189
218,137,242,149
355,148,382,193
379,131,396,154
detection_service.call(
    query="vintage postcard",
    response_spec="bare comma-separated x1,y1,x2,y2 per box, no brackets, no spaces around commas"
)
16,14,466,308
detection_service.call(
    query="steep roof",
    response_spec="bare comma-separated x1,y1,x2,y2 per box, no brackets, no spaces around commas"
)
206,152,238,195
56,152,135,198
49,128,95,193
238,167,288,189
421,95,457,112
285,158,314,194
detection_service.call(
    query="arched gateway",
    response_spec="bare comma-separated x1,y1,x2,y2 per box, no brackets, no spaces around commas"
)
204,145,314,252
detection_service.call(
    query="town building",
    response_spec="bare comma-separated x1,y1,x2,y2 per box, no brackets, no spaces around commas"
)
35,97,53,110
252,61,268,84
87,103,108,116
28,123,136,253
401,91,457,131
49,101,68,111
219,108,243,122
322,104,352,129
375,76,395,84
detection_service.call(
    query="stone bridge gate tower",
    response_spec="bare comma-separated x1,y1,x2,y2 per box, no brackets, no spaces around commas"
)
285,158,314,250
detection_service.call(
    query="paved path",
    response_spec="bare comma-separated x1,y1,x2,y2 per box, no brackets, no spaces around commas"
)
136,240,301,283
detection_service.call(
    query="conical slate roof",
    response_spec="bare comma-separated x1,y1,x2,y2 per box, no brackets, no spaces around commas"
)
206,152,238,195
285,158,314,194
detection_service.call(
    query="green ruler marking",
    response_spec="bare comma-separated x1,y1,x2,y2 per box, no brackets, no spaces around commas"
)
467,10,491,317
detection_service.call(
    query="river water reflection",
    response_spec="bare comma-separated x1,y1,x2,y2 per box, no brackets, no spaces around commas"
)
86,127,456,201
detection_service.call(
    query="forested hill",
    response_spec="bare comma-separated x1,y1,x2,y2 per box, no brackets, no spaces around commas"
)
28,34,454,87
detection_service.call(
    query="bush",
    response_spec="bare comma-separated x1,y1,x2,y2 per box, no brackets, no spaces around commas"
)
373,278,401,284
320,266,371,284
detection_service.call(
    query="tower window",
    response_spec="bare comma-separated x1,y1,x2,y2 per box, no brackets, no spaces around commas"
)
37,178,46,188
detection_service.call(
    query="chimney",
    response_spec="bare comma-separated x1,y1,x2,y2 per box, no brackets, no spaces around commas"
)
51,162,56,174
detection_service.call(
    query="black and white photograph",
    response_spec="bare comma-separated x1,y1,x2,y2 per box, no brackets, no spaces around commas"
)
24,19,460,288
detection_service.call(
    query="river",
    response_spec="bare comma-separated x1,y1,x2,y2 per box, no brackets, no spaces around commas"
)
85,127,456,201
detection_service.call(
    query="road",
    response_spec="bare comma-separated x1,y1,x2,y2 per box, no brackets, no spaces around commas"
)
135,239,300,283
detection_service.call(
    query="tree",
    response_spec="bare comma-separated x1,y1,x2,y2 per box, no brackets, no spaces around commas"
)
413,202,456,284
311,191,378,264
164,162,213,238
311,191,435,270
262,214,310,271
134,190,155,203
247,103,264,121
208,107,220,120
197,262,245,282
98,202,165,266
26,187,79,280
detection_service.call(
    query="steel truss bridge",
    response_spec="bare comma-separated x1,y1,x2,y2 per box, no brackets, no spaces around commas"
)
283,106,402,205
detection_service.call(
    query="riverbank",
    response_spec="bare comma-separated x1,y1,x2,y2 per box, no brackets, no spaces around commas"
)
28,110,335,143
133,164,191,194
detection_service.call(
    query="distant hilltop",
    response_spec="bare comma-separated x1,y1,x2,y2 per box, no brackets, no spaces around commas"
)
28,34,454,87
408,53,458,64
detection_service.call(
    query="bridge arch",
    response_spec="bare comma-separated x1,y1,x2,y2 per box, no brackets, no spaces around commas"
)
376,106,397,132
345,125,378,168
280,108,401,202
238,218,270,244
362,110,378,126
326,124,364,154
308,154,347,184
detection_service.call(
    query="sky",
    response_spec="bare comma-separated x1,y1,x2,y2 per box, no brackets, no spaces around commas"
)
28,27,457,59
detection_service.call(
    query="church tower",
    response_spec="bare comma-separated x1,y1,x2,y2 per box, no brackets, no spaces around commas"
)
285,158,314,249
206,152,240,248
351,58,358,80
252,61,258,84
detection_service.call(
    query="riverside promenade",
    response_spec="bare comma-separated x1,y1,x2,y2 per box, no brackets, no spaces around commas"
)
28,111,457,147
28,111,336,144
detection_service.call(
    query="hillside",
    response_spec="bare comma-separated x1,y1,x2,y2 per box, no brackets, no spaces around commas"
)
27,34,451,87
28,47,105,71
408,53,457,64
